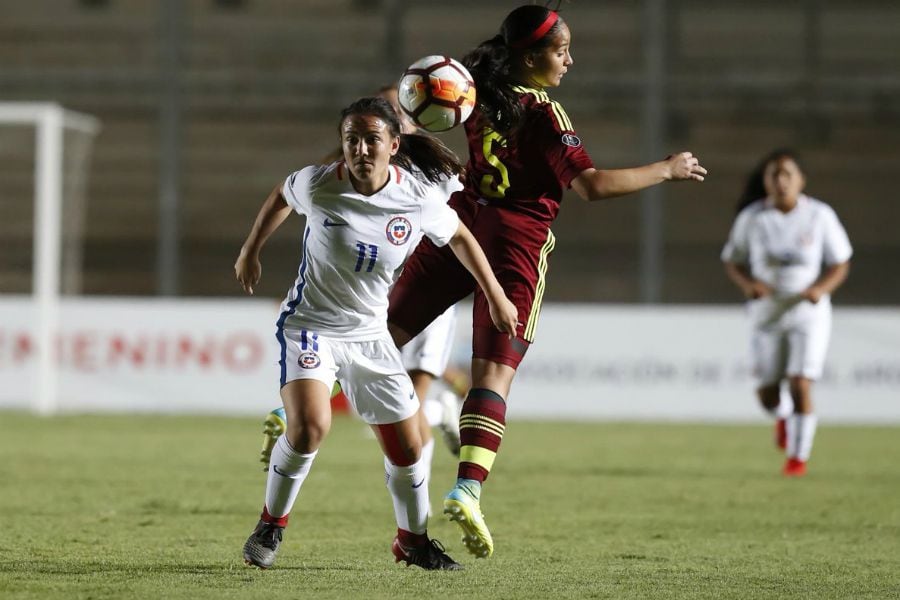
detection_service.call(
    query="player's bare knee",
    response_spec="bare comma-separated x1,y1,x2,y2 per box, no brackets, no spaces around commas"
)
756,384,780,411
285,418,329,453
388,322,413,348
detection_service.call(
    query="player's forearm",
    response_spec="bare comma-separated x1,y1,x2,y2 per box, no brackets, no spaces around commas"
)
724,261,755,293
240,185,291,257
810,261,850,296
578,163,669,201
573,153,705,201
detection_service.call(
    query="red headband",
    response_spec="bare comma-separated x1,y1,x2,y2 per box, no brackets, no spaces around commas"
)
509,11,559,50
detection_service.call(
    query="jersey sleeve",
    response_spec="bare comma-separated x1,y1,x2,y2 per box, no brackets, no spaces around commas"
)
420,185,460,247
721,208,753,264
821,206,853,265
281,166,316,215
533,103,594,188
437,173,464,199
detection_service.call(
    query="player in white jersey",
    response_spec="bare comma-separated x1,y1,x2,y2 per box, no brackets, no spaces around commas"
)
235,96,518,570
721,149,851,477
256,85,467,478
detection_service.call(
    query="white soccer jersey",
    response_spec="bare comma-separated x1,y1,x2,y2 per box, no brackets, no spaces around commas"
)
399,169,464,375
721,194,852,297
278,161,460,340
430,169,464,201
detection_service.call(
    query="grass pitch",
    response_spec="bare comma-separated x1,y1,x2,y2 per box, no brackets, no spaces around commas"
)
0,412,898,599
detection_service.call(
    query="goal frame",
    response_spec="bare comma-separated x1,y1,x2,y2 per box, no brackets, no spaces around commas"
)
0,102,101,415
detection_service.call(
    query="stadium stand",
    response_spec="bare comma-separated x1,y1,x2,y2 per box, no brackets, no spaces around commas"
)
1,0,898,301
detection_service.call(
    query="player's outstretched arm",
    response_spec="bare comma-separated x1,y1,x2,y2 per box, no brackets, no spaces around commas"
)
235,183,292,295
447,223,519,338
570,152,707,202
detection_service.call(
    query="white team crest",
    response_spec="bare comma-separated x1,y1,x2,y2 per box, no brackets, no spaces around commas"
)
386,216,413,245
298,351,321,369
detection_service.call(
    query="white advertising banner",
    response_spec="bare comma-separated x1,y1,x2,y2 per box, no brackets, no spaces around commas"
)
0,296,282,415
1,298,898,422
451,304,900,424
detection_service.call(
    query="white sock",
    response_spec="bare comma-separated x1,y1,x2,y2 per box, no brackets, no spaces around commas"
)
799,414,819,461
420,438,435,517
775,384,794,419
384,456,430,534
420,438,435,476
788,414,818,461
423,398,443,428
265,435,317,518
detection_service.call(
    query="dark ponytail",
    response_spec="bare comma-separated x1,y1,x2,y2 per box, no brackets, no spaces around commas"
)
394,134,462,184
736,148,806,214
463,34,523,135
338,96,461,185
464,5,565,136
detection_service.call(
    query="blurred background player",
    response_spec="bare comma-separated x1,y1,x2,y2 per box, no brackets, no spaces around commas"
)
724,155,795,451
235,96,517,570
387,5,707,558
258,85,468,476
402,313,468,459
721,149,852,477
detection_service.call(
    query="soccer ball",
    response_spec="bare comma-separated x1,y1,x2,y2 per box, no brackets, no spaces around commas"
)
398,55,476,133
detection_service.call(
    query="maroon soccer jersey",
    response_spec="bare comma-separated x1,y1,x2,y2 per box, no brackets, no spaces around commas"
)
389,88,594,367
459,86,593,223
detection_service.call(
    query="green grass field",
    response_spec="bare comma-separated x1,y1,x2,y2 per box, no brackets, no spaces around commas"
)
0,413,898,599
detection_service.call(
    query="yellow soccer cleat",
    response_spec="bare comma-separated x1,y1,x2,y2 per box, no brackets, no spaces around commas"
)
443,486,493,558
259,407,286,471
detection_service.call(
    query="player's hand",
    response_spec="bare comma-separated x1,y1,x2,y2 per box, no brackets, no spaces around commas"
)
743,280,772,300
489,296,520,339
665,152,707,182
800,286,823,304
235,251,261,295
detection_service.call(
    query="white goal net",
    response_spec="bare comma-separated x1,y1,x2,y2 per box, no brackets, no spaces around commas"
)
0,103,100,414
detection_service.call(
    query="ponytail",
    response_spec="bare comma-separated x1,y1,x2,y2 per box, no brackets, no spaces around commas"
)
393,133,462,185
735,160,767,215
463,35,524,136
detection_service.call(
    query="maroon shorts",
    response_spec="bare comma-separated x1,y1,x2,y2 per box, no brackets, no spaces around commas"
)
388,194,556,369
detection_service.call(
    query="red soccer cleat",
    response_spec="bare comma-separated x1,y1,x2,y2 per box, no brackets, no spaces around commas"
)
774,418,787,451
782,457,807,477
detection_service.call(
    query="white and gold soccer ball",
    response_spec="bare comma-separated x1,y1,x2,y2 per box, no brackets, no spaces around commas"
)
398,55,476,133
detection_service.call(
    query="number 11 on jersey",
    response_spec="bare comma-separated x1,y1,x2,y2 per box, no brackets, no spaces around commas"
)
355,242,378,272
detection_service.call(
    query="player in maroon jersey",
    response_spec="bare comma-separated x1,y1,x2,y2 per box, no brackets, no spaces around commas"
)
387,5,707,559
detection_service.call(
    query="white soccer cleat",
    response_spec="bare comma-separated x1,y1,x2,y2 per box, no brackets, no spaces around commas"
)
437,390,462,457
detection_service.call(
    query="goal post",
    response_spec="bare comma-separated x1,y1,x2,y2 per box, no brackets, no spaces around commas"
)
0,102,101,415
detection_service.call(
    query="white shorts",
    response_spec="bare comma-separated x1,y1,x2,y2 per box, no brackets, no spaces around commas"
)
750,299,832,386
401,305,457,377
279,328,418,425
